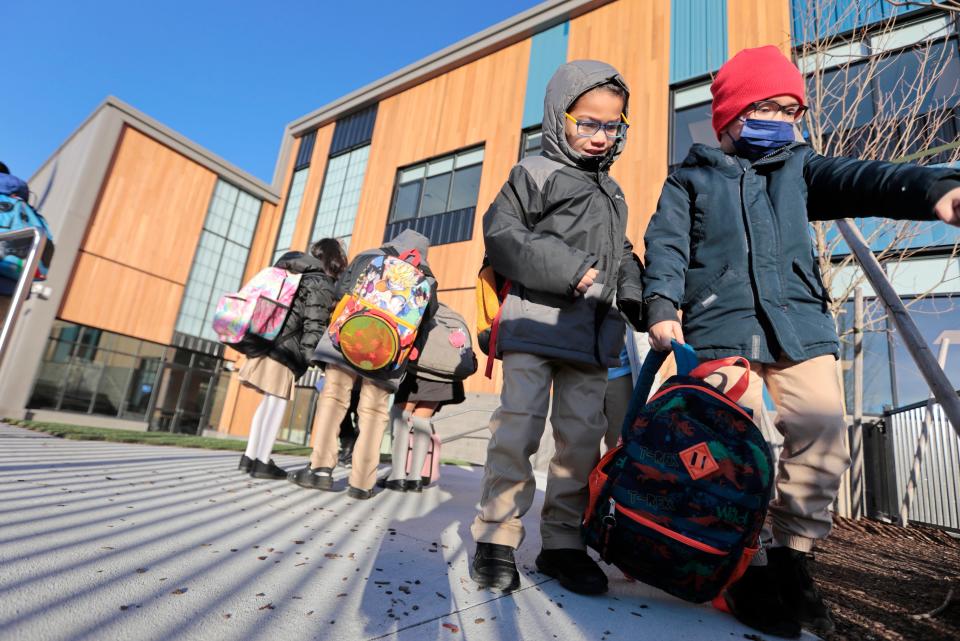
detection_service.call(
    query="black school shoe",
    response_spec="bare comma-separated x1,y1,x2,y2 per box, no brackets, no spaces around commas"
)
248,459,288,480
723,563,802,639
238,454,252,473
347,485,376,500
376,477,407,492
404,479,424,493
535,548,608,595
471,543,520,592
768,547,836,635
288,466,334,491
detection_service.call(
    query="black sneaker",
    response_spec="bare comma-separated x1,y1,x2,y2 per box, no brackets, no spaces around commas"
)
768,547,836,635
471,542,520,592
249,459,287,480
723,563,802,639
238,454,252,473
375,478,406,492
288,466,334,491
347,485,375,500
535,548,608,595
404,479,424,493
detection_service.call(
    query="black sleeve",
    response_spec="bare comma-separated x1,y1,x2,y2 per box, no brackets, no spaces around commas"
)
616,239,645,330
804,149,960,221
641,174,691,320
483,165,595,296
298,276,336,366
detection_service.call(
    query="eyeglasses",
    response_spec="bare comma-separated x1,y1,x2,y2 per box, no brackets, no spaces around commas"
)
564,112,630,139
746,100,808,121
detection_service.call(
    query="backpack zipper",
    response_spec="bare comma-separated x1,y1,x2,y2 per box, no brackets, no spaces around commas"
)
604,497,728,556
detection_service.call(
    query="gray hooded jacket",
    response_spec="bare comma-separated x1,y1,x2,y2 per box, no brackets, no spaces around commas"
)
312,229,438,392
482,60,644,367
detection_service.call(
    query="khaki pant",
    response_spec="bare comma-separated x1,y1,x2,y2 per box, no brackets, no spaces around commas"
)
471,352,608,550
309,365,391,491
603,374,633,452
703,354,850,552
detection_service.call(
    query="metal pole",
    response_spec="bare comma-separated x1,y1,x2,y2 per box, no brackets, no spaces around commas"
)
0,228,47,368
899,338,951,527
837,219,960,438
851,286,865,519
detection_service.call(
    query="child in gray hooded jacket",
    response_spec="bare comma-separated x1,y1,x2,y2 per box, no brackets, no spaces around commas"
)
470,60,643,595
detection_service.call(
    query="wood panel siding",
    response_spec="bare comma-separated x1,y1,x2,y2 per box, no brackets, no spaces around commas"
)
79,126,218,285
59,252,183,344
728,0,793,55
349,39,531,293
568,0,672,251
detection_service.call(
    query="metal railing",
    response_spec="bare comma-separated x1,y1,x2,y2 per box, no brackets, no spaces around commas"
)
0,228,48,368
885,396,960,531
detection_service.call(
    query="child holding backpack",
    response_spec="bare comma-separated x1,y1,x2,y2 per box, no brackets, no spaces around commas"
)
642,45,960,637
238,239,345,479
288,230,438,499
470,60,644,595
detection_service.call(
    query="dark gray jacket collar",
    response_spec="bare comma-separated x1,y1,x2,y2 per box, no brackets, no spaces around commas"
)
681,142,809,177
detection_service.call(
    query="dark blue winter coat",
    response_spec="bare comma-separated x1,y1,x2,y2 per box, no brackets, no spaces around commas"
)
642,142,960,363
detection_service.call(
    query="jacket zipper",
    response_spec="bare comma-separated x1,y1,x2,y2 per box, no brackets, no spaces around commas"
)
605,498,728,556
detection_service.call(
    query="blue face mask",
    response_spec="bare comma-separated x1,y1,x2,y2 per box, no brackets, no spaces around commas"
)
730,118,796,158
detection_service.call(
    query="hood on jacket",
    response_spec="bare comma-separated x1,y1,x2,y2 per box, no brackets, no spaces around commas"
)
274,251,327,275
382,229,430,260
541,60,629,171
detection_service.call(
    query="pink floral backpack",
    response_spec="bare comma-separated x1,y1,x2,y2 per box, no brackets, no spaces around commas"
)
211,267,302,353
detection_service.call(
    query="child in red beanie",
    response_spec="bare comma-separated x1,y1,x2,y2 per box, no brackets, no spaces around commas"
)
642,45,960,638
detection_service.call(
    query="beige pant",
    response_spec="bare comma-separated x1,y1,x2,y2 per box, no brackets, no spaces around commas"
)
471,352,608,550
703,354,850,552
309,365,391,491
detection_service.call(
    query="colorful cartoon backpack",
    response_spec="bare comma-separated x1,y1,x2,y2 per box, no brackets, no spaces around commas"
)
582,341,774,605
327,249,431,372
411,302,477,382
211,267,302,353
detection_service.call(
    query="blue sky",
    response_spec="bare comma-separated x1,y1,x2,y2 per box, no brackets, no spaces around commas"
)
3,0,542,184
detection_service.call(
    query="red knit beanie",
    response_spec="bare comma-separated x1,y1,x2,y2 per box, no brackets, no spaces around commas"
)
711,45,805,139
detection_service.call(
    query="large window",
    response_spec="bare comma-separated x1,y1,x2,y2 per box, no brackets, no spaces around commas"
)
176,180,261,342
670,81,715,171
311,145,370,252
384,146,483,246
389,147,483,222
28,321,167,420
272,168,309,262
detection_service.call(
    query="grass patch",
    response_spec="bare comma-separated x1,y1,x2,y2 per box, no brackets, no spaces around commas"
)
4,419,312,456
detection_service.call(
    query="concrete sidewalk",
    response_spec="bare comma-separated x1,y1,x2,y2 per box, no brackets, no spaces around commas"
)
0,423,816,641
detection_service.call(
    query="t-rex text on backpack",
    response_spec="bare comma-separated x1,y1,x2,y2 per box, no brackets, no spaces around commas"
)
327,249,431,372
582,341,774,605
211,267,303,354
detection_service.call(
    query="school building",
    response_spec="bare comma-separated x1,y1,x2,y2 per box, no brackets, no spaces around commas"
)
2,0,958,441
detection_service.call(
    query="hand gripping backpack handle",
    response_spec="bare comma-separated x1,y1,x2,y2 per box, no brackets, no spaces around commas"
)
620,340,698,443
689,356,751,402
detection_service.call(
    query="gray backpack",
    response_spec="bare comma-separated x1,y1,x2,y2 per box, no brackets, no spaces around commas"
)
412,303,477,382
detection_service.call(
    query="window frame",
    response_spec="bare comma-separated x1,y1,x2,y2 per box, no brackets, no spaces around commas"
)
386,144,485,224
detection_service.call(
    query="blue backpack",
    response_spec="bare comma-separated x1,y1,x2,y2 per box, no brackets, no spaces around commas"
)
0,193,55,283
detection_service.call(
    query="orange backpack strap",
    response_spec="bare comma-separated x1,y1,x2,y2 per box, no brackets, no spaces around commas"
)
483,279,511,379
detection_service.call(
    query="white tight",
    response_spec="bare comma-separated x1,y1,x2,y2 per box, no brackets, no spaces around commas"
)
243,394,289,462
